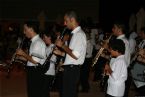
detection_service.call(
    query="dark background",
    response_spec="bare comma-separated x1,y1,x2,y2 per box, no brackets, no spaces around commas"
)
100,0,145,31
0,0,145,30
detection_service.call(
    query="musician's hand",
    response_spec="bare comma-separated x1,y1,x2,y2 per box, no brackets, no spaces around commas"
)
55,39,63,48
104,64,112,75
16,49,26,57
53,49,65,56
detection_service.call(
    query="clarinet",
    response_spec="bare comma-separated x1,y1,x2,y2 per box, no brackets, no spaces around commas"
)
38,27,67,74
10,37,25,65
6,36,25,78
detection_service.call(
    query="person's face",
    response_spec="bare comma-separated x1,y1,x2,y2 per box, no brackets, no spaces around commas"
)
23,24,32,38
112,24,120,36
110,48,118,58
64,15,73,29
43,35,51,45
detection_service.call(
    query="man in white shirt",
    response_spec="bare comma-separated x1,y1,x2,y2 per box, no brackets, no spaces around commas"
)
54,11,87,97
108,21,131,97
16,21,46,97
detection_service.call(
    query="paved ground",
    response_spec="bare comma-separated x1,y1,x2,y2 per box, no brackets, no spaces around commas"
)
0,65,137,97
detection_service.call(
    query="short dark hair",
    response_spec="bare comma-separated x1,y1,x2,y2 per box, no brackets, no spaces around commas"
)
65,10,79,22
43,30,56,44
24,21,39,33
109,39,125,54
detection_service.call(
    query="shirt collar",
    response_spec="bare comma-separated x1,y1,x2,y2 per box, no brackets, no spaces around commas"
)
71,26,81,34
116,55,124,60
117,34,125,39
31,34,39,42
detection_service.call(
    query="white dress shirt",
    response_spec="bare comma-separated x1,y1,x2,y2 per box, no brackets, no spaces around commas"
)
117,34,131,67
63,26,87,65
45,44,56,75
27,35,46,66
107,55,127,97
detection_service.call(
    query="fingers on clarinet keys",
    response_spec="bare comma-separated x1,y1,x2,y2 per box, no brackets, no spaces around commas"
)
53,49,62,56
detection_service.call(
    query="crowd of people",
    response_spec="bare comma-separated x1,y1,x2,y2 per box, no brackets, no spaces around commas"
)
0,9,145,97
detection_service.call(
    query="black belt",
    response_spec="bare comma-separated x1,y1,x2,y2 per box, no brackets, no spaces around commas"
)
26,66,43,69
62,64,81,68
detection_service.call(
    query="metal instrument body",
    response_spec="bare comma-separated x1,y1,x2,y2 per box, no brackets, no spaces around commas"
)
92,34,112,67
38,27,67,74
10,37,26,65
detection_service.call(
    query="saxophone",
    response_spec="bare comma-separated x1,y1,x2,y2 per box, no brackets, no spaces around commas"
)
92,34,112,67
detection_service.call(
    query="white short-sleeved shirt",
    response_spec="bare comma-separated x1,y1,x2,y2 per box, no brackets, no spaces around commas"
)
63,26,87,65
107,55,127,96
27,35,46,66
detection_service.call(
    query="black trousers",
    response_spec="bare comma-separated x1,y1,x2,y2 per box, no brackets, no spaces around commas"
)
80,58,92,92
123,68,132,97
41,74,54,97
26,67,43,97
61,65,80,97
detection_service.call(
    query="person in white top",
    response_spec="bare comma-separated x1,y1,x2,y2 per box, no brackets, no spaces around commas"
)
109,21,131,97
111,22,130,67
16,21,46,97
41,31,57,97
54,11,87,97
104,39,127,97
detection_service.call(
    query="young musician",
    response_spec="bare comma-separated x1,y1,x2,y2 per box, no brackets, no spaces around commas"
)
54,11,87,97
111,21,131,97
41,31,57,97
105,39,127,97
16,21,46,97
